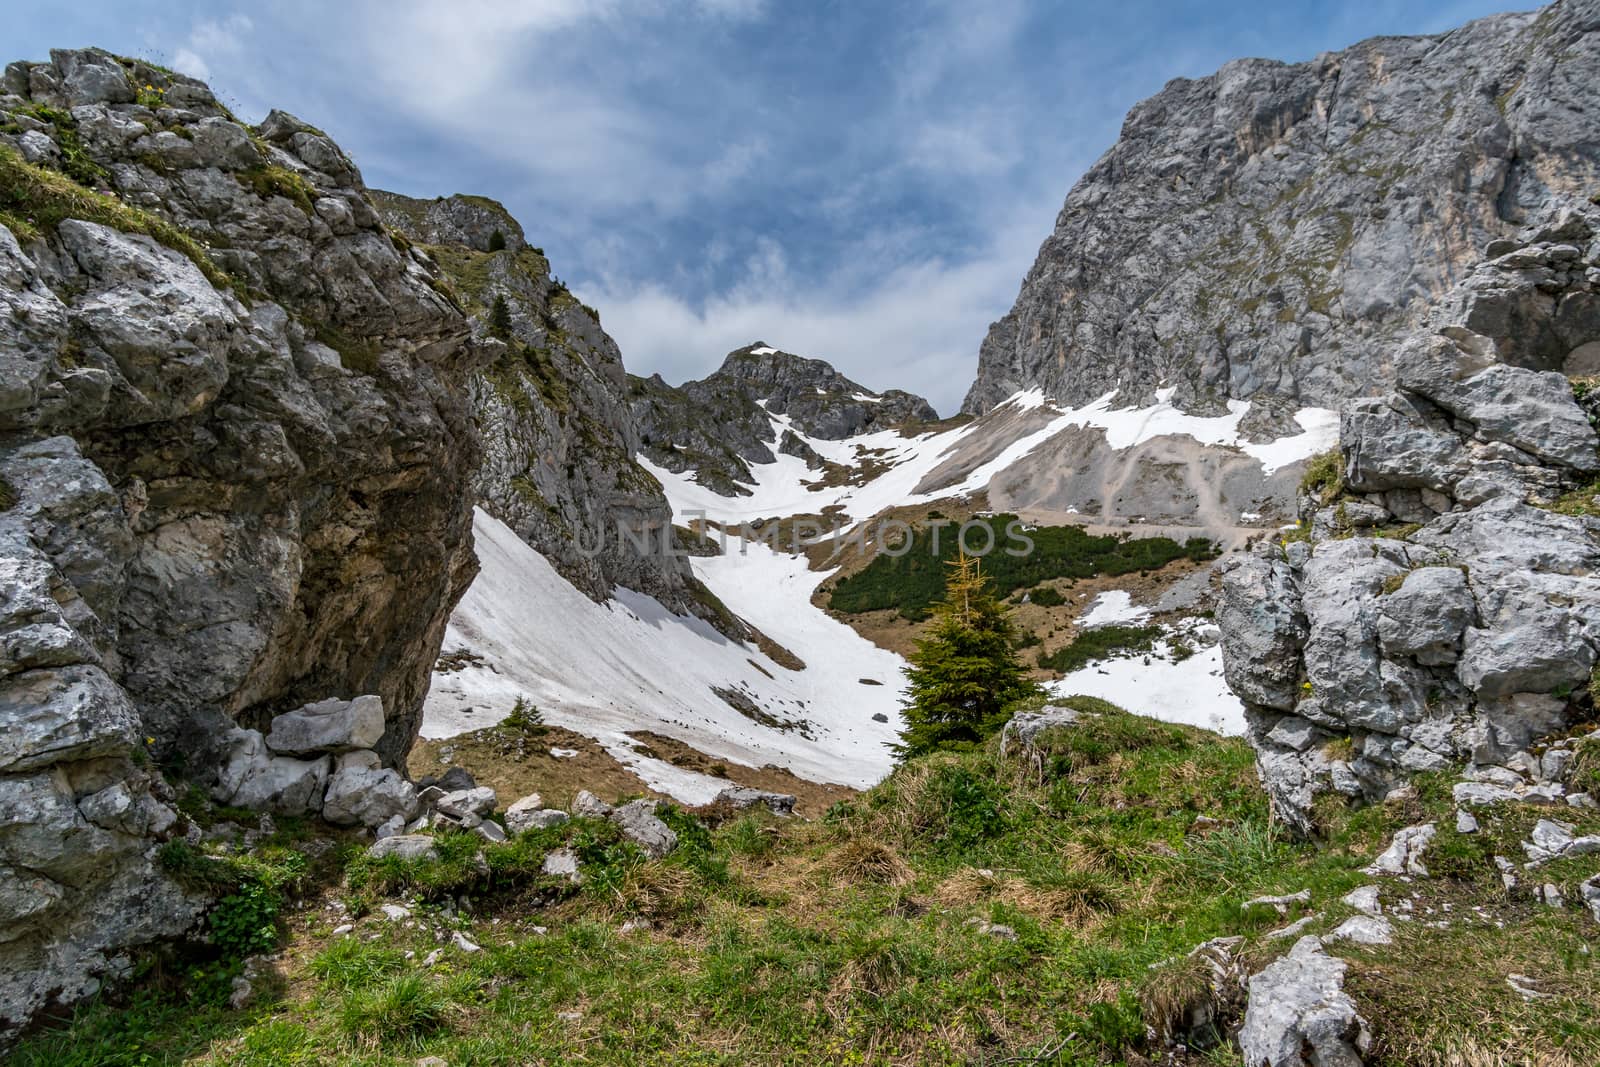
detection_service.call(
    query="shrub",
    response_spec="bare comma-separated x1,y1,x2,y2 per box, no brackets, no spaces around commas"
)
487,228,506,252
1027,584,1065,607
830,513,1213,618
1036,624,1162,673
489,294,513,339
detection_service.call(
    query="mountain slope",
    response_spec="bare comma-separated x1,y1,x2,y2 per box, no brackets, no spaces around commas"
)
372,191,724,627
630,342,938,495
966,0,1600,417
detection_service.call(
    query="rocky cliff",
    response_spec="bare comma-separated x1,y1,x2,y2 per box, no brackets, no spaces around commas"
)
966,0,1600,418
371,191,719,623
630,342,937,495
1219,200,1600,833
0,49,483,1036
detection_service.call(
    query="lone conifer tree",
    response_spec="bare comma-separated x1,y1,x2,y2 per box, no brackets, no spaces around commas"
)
489,294,513,339
894,553,1040,759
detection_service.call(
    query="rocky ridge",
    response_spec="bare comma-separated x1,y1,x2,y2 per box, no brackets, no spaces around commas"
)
966,0,1600,418
0,49,488,1039
371,191,721,623
629,342,937,496
1219,200,1600,833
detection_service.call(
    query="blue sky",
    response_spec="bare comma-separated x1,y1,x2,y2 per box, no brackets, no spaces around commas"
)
11,0,1528,412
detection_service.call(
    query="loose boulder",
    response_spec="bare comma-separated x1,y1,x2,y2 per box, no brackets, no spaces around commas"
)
264,695,385,756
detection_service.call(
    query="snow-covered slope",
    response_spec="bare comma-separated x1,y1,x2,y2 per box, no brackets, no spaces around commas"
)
423,509,905,798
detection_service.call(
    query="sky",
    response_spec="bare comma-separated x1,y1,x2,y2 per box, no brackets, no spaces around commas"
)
10,0,1529,413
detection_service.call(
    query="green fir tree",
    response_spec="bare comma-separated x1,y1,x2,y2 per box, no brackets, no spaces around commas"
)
488,294,513,339
894,553,1040,759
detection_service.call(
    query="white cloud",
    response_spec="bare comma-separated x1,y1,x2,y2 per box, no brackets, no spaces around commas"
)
171,14,253,82
585,189,1062,414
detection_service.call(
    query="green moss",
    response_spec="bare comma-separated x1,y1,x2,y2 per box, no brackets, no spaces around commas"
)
314,324,380,374
1543,477,1600,517
0,143,241,297
17,104,110,187
237,164,316,215
0,476,15,512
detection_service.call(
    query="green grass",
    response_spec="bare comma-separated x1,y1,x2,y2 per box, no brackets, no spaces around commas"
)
1299,447,1344,506
237,164,316,215
0,142,240,296
15,704,1600,1065
829,514,1215,620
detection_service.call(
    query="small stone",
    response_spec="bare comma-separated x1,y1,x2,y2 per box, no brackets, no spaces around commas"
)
1507,974,1553,1000
422,949,443,967
452,931,481,953
871,712,889,723
435,786,497,821
229,976,253,1009
1453,781,1521,807
1541,883,1564,908
366,834,438,862
1264,915,1320,940
1323,915,1394,945
1242,889,1313,916
1341,886,1382,917
609,799,678,858
1455,809,1478,834
542,848,580,881
1568,792,1598,809
332,923,354,936
572,790,612,818
711,786,797,817
1365,823,1436,877
474,820,507,843
375,814,405,840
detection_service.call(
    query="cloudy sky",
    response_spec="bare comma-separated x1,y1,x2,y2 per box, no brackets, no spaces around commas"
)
13,0,1525,412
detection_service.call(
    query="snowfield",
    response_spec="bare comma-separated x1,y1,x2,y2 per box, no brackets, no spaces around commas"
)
423,387,1279,798
423,509,906,796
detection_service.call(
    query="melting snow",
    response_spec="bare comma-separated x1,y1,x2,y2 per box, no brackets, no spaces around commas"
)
1078,590,1152,627
422,509,904,796
1050,630,1245,735
748,346,778,355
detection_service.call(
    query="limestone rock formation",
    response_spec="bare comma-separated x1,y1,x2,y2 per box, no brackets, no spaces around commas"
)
966,0,1600,417
1220,201,1600,832
0,48,483,1038
372,192,723,622
630,342,937,494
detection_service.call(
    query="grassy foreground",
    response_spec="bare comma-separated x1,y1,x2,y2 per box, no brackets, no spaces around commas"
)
13,699,1600,1066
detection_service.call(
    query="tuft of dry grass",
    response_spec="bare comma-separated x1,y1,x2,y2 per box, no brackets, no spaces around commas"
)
935,866,1119,926
823,837,913,887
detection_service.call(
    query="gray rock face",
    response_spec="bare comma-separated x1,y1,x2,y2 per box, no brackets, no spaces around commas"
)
1238,936,1371,1067
1220,192,1600,833
629,342,937,496
966,1,1600,416
0,49,494,1037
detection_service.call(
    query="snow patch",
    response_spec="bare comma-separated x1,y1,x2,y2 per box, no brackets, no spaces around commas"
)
1050,629,1245,735
1078,590,1152,628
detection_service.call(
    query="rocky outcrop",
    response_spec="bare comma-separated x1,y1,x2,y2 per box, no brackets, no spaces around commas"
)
372,191,722,623
1220,202,1600,833
630,342,937,494
966,0,1600,416
0,49,483,1038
